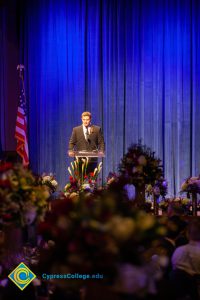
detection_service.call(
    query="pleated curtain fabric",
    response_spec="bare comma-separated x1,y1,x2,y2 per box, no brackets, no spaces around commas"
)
16,0,200,195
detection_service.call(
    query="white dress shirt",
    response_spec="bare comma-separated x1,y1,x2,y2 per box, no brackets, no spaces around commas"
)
83,125,91,140
172,241,200,276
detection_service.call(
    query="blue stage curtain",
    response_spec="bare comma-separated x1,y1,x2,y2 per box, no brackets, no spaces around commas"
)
18,0,200,195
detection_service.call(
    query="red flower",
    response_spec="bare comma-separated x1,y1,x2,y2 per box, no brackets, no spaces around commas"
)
69,176,74,182
90,172,94,177
0,179,11,188
2,213,13,221
0,162,13,172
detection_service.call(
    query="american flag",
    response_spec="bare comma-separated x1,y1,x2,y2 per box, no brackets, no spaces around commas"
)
15,70,29,166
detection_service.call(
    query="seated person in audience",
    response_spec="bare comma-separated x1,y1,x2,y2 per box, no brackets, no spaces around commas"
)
170,219,200,300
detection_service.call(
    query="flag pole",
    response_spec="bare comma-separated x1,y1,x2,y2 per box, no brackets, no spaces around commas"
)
17,64,24,80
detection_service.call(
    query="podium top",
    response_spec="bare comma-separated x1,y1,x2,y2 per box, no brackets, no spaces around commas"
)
68,151,105,158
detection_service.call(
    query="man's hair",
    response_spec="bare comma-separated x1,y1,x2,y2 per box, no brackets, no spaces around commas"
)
81,111,91,119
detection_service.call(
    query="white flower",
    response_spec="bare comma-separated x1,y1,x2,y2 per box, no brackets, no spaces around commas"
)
64,183,71,189
82,183,92,191
42,175,51,182
51,180,58,187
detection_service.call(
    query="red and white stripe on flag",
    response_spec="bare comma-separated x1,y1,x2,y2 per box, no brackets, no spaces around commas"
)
15,78,29,166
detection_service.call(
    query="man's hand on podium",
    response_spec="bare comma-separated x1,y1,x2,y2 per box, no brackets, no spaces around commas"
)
68,150,74,157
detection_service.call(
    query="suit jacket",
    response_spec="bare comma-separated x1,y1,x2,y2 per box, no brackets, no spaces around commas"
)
68,125,105,152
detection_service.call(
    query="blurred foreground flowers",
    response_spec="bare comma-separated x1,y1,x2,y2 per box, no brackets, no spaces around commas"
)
0,162,49,227
38,189,167,298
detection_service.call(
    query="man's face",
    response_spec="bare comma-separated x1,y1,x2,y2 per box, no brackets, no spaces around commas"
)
82,116,91,128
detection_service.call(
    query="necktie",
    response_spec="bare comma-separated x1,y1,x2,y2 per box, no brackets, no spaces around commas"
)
85,127,89,141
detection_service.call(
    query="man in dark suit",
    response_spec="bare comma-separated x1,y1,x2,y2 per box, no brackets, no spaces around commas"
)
68,111,105,172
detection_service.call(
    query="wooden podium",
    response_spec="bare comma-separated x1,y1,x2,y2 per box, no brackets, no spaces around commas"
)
68,151,105,178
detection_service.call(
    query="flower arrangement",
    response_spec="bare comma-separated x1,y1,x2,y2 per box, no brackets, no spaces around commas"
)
180,176,200,196
146,178,168,198
40,173,58,193
38,190,167,297
0,162,50,227
64,158,102,195
159,197,191,214
106,172,167,212
119,142,164,187
106,173,137,203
